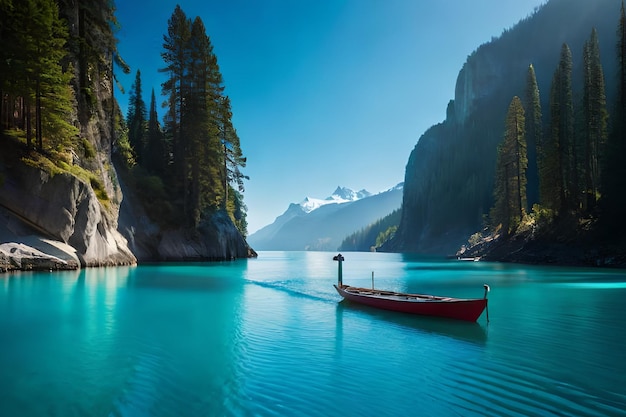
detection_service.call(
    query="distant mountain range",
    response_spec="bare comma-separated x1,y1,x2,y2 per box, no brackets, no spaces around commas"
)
248,184,403,251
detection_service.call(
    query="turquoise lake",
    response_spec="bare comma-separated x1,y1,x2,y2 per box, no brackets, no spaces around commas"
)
1,251,625,416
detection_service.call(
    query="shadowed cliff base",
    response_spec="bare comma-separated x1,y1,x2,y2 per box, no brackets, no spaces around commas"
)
457,216,626,268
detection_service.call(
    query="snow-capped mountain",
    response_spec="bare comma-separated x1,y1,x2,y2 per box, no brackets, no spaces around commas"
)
299,186,372,213
247,184,403,251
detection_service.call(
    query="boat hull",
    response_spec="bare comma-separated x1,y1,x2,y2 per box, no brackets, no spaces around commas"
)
334,284,487,322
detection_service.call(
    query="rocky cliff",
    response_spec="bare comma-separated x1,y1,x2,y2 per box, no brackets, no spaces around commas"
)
0,145,254,272
390,0,620,255
0,1,254,272
0,145,253,272
117,176,254,262
0,157,136,271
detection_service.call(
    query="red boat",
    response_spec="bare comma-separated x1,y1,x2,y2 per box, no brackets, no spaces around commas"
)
332,254,490,322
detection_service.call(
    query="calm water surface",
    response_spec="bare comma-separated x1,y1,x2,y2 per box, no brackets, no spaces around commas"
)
1,251,625,416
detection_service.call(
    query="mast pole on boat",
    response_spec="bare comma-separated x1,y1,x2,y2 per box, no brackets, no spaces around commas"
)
333,253,345,286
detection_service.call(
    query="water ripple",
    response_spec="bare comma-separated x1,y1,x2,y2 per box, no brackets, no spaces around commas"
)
3,256,625,417
108,341,184,417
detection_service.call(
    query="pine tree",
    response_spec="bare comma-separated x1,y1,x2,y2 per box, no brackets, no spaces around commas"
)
619,1,626,117
548,44,575,213
1,0,77,150
187,16,211,223
127,69,147,163
185,16,224,224
160,5,191,212
524,64,542,208
59,0,128,110
0,1,23,133
601,1,626,231
543,72,562,211
112,104,134,167
159,6,247,227
490,96,527,235
581,28,608,212
58,0,129,150
144,88,167,175
0,1,9,131
219,96,248,207
229,189,248,237
11,0,42,147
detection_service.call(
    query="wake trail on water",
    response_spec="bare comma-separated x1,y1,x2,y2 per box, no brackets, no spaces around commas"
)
243,279,337,305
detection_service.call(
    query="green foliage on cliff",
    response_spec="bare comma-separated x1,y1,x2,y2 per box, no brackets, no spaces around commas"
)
525,64,542,208
0,0,78,151
130,167,176,226
0,0,249,239
127,70,147,165
545,43,575,212
120,6,249,235
581,28,608,213
494,23,614,240
1,0,127,204
143,89,167,176
490,96,527,235
339,209,401,251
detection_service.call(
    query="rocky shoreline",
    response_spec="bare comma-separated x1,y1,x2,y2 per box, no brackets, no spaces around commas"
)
0,242,79,273
1,154,255,274
456,229,626,269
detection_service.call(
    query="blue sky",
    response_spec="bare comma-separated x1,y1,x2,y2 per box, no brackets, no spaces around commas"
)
115,0,546,234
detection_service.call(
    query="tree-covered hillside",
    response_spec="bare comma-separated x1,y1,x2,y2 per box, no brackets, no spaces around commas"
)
388,0,626,260
1,0,123,166
0,0,134,212
339,208,401,252
119,5,249,236
0,0,253,266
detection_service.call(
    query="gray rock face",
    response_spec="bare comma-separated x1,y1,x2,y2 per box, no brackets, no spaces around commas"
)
0,242,78,272
116,173,254,261
153,211,254,261
454,56,501,125
0,162,136,268
0,0,252,271
0,160,253,270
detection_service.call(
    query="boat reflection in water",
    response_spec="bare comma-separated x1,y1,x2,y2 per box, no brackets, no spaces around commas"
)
335,300,488,346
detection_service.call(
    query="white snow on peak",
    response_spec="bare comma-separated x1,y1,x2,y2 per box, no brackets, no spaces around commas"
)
299,186,369,213
299,197,335,213
329,186,371,201
386,182,404,192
